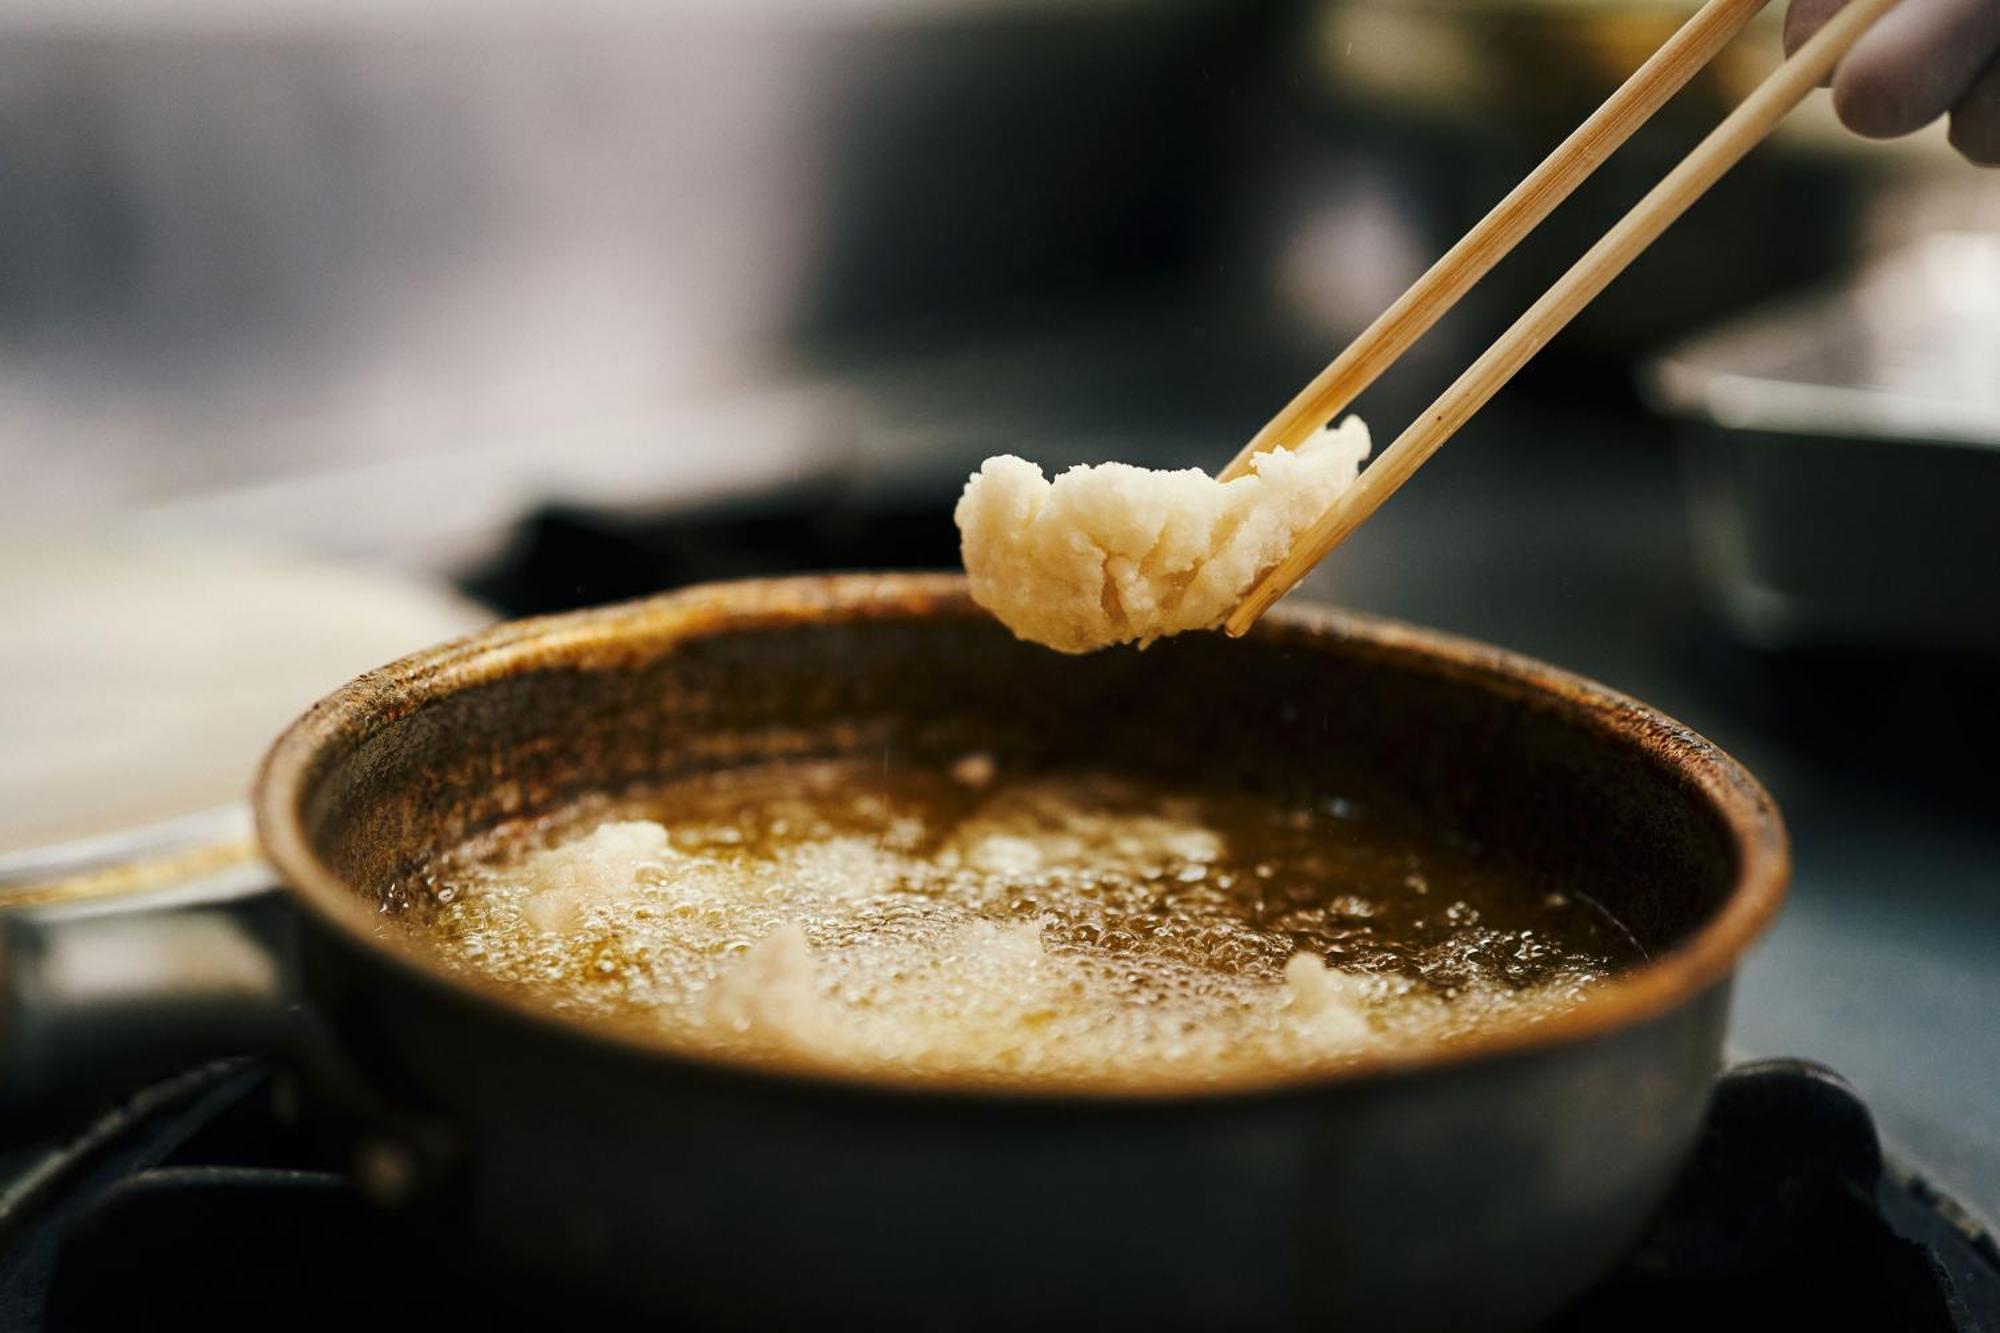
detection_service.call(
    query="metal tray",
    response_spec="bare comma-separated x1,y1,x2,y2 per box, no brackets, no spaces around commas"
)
1645,232,2000,654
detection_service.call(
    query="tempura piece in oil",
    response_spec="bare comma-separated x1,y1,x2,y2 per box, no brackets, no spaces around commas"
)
517,820,673,934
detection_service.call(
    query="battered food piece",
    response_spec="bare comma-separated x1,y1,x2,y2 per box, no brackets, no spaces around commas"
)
954,420,1370,653
518,820,673,934
704,923,836,1052
1282,954,1373,1046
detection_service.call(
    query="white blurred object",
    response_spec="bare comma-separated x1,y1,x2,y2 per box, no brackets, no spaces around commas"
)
0,0,1256,517
1651,233,2000,448
0,536,488,859
0,21,830,513
125,384,857,572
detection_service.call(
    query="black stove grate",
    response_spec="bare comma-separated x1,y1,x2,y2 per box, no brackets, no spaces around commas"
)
0,1060,1992,1332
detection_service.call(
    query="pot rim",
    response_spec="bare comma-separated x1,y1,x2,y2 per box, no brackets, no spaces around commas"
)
254,573,1789,1103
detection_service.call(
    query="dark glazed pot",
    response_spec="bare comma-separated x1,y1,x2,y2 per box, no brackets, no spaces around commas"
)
254,574,1787,1332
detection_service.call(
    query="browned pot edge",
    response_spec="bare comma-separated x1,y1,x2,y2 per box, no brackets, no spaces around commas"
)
253,572,1790,1104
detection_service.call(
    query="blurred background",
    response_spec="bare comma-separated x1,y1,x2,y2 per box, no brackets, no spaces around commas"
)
1,0,1996,1223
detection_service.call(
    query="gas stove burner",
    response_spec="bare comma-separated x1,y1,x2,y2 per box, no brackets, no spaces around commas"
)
461,479,963,620
1546,1061,2000,1331
0,1060,1992,1331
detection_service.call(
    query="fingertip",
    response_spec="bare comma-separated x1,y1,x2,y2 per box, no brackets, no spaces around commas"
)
1831,80,1908,138
1824,0,2000,141
1832,53,1929,138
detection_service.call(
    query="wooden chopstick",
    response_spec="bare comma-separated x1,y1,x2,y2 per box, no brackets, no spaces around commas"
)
1217,0,1772,485
1225,0,1900,637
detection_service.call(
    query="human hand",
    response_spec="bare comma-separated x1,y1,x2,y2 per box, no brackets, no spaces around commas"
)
1787,0,2000,163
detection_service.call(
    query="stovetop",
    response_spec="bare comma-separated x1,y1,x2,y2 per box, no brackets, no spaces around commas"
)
99,305,2000,1225
0,1058,1991,1331
21,301,1990,1325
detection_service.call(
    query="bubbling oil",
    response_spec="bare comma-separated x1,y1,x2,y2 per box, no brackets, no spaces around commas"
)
387,758,1644,1084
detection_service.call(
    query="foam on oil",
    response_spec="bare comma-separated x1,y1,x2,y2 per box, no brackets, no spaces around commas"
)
385,758,1642,1083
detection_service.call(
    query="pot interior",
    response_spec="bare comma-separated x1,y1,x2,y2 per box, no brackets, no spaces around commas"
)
282,581,1761,977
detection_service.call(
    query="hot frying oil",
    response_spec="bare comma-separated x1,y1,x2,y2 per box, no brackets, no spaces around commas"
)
389,758,1643,1083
